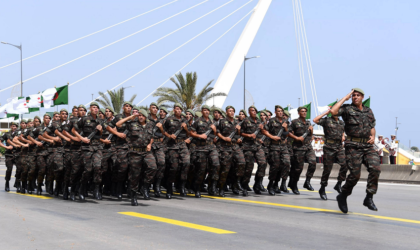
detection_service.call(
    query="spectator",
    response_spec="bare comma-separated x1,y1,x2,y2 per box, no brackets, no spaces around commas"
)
389,135,398,164
375,135,385,164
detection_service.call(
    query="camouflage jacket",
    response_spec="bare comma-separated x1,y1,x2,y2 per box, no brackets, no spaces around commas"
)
127,118,153,149
1,130,16,155
164,115,188,149
290,118,313,150
264,117,289,151
338,104,376,146
191,116,216,150
111,113,131,148
240,116,263,151
319,117,344,147
75,115,104,149
148,115,165,148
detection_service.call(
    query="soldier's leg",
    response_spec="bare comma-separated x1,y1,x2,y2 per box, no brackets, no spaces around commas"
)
178,146,190,196
165,149,179,199
254,148,267,193
303,148,317,191
69,151,83,200
334,148,347,194
53,152,65,195
232,146,246,194
320,147,335,187
5,156,14,182
92,149,103,200
14,154,23,190
45,152,55,194
36,155,47,193
278,148,290,193
341,147,363,196
364,147,381,195
79,150,94,199
154,147,166,180
217,151,232,196
20,154,29,193
290,150,305,194
193,151,208,198
242,150,255,187
128,153,141,192
208,147,221,194
26,155,37,193
268,150,280,181
115,148,129,199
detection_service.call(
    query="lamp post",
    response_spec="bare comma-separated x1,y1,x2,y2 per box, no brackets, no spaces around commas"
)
243,55,260,110
2,41,23,119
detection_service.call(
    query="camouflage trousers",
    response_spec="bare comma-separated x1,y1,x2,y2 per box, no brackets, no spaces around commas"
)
342,145,381,196
36,154,48,184
243,147,267,184
15,152,25,182
153,146,166,180
101,146,117,184
47,150,65,182
23,153,37,183
194,147,220,185
128,151,157,191
166,144,190,183
115,147,129,182
4,155,17,181
217,145,245,186
63,148,83,186
81,148,103,184
267,146,290,181
279,146,294,181
291,148,316,181
321,145,347,186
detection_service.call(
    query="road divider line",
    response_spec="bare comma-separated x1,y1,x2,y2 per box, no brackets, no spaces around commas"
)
119,212,236,234
8,191,53,200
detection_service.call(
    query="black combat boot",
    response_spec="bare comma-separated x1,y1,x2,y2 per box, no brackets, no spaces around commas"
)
207,180,214,196
16,181,21,193
259,177,267,192
5,180,10,192
194,184,201,198
334,181,342,193
166,182,173,199
252,177,261,194
218,183,225,197
303,176,314,191
131,190,138,206
142,183,150,200
21,181,26,194
223,183,229,192
36,183,42,195
179,181,187,197
280,179,289,193
103,184,111,196
242,181,252,192
154,178,162,198
94,184,102,200
70,185,76,201
363,193,378,211
232,177,241,195
54,182,61,197
273,181,280,193
63,183,69,200
336,193,348,213
111,182,117,197
78,182,86,201
287,177,293,188
267,180,276,196
291,179,300,195
48,181,54,195
116,182,123,200
319,185,327,200
211,180,217,196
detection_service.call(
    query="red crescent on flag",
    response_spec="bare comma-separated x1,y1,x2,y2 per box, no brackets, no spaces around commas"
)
52,93,59,101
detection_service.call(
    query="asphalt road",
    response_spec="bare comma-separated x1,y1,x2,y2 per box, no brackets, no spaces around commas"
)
1,165,420,250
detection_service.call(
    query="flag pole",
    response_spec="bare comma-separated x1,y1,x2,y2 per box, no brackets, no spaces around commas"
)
67,82,69,116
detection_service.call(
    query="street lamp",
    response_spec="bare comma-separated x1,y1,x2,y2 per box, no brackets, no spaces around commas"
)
2,41,23,119
243,55,260,110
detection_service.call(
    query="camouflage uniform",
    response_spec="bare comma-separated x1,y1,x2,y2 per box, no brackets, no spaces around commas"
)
280,123,293,182
290,119,316,182
111,114,131,183
27,126,41,188
318,117,347,186
45,121,65,186
100,118,117,193
338,104,380,195
190,117,220,187
15,128,27,185
127,118,157,192
34,124,50,190
22,127,37,191
240,116,267,190
148,115,166,180
2,131,18,187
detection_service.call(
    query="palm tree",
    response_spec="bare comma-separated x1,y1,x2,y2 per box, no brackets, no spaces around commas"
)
95,87,137,114
153,72,226,111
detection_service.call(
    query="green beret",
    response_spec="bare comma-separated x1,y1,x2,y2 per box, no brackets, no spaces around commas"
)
53,111,59,115
221,112,226,118
105,106,115,114
266,110,272,116
225,105,235,112
352,88,364,95
43,113,51,118
138,109,148,117
239,109,248,117
186,109,195,116
160,107,168,114
33,116,41,121
150,102,159,109
78,104,87,111
173,103,183,111
99,108,105,114
275,105,283,111
60,108,68,114
20,119,27,124
284,110,290,117
213,108,222,115
298,106,308,112
90,101,100,108
248,105,258,113
72,106,78,110
10,122,18,126
132,106,140,111
201,105,210,111
27,119,33,123
195,111,202,117
123,101,133,108
181,112,186,117
260,110,269,117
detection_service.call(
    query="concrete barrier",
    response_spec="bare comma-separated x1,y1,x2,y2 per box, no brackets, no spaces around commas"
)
253,163,420,184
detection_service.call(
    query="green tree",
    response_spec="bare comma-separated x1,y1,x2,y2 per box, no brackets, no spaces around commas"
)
411,146,419,152
153,72,226,111
95,87,137,114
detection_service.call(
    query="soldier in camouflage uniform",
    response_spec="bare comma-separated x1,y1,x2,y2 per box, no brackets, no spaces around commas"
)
26,117,44,194
216,106,246,196
1,122,18,192
184,109,196,194
147,102,166,198
331,88,380,213
275,110,292,193
257,110,270,192
35,114,54,195
18,119,36,194
288,107,316,194
313,108,347,200
240,106,267,194
162,103,190,198
74,102,104,200
262,105,290,196
190,105,220,197
12,120,29,192
116,109,157,205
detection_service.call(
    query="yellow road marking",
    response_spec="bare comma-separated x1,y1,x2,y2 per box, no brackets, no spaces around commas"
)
119,212,236,234
0,175,14,177
8,191,52,200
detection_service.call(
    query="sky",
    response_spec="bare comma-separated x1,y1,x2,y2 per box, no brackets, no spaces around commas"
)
1,0,419,147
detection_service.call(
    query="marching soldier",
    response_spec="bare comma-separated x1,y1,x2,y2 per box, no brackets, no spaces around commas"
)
26,117,44,194
13,120,29,192
1,122,18,192
277,110,292,193
35,114,54,195
331,88,381,213
313,108,347,200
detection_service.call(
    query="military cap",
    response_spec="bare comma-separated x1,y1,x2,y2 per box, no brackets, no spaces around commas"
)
72,105,78,110
123,101,133,108
195,111,202,117
138,109,148,117
43,113,52,118
201,105,210,111
160,107,168,114
20,119,27,124
248,105,258,113
105,106,115,114
221,111,226,118
275,105,283,111
352,88,364,95
53,111,59,115
260,110,269,118
284,110,290,117
10,122,18,126
150,102,159,109
90,101,100,108
27,119,33,123
60,108,68,114
33,116,41,121
298,106,308,112
266,110,273,116
213,107,223,114
78,104,87,111
99,108,105,114
173,103,183,111
132,106,140,112
186,109,195,116
239,109,248,117
181,112,186,117
225,105,235,112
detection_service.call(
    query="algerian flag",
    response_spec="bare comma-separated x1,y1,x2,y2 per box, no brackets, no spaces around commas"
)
0,103,10,118
26,94,42,108
9,97,28,114
302,103,311,120
363,97,370,108
42,88,57,108
53,85,69,105
289,108,299,120
318,100,338,117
